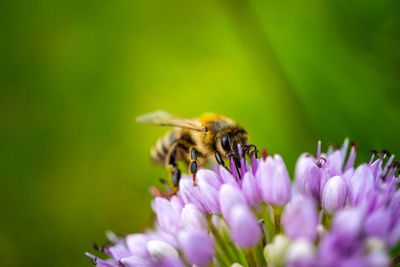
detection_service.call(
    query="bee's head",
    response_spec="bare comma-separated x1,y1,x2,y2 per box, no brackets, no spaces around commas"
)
218,128,248,170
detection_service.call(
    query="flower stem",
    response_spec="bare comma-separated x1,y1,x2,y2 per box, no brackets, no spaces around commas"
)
273,206,283,234
256,243,266,266
263,204,275,241
250,247,262,267
209,218,236,264
236,248,249,267
214,248,230,267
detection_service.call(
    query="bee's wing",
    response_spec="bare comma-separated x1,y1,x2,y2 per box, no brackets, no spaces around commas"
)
136,111,204,132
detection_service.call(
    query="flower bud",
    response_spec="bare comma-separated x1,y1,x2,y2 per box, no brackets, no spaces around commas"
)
229,205,261,248
365,238,389,267
348,164,374,205
198,172,221,214
364,208,391,241
179,177,206,211
178,229,215,267
159,255,186,267
219,166,240,188
321,175,347,214
181,203,208,230
264,234,291,267
286,239,315,266
126,233,149,257
218,184,247,222
147,240,179,261
241,172,262,207
388,221,400,248
257,155,291,206
108,243,130,261
119,255,155,267
152,197,182,234
331,208,363,240
295,154,323,201
282,195,318,241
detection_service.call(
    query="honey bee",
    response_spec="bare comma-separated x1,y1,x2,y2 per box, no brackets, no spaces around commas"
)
136,111,257,187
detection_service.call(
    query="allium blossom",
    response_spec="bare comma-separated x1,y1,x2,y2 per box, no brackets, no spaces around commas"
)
87,140,400,267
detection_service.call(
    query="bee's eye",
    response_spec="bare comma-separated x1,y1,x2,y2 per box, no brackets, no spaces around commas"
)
221,134,230,151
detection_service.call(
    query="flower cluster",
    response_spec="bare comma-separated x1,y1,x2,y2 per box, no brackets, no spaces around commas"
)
86,140,400,267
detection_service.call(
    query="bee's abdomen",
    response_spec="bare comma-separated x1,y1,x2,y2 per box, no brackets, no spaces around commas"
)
150,129,179,166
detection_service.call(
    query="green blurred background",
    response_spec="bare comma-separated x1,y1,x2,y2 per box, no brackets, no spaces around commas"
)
1,0,400,266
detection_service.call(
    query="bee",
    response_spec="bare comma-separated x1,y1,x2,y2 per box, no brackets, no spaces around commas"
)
136,111,257,188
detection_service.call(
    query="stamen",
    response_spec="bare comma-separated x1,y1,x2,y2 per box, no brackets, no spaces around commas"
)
327,142,340,155
391,161,400,173
150,186,162,198
344,143,357,171
159,178,172,193
317,140,321,159
350,141,358,151
238,144,243,157
382,155,395,178
340,139,350,161
385,166,397,184
368,155,375,166
371,157,384,180
106,231,119,243
262,149,268,161
250,150,259,175
369,150,379,156
315,157,326,168
229,155,240,180
93,242,99,251
389,162,400,180
382,149,391,157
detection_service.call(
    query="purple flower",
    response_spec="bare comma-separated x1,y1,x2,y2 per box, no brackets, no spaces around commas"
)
347,164,375,206
178,229,215,266
295,153,322,201
321,175,347,214
331,208,364,239
181,203,208,230
152,196,182,234
146,240,179,260
178,176,206,211
158,255,186,267
256,155,291,206
87,140,400,267
126,233,149,257
218,183,247,222
317,208,365,265
197,170,221,214
286,239,315,267
228,205,261,248
282,194,318,241
241,172,262,207
364,208,391,242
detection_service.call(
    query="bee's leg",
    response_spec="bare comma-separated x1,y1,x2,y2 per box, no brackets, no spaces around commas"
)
215,151,225,167
166,142,181,188
189,147,198,186
243,144,258,158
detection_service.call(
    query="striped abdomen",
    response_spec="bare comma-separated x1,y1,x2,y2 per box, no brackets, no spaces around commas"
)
151,129,179,166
